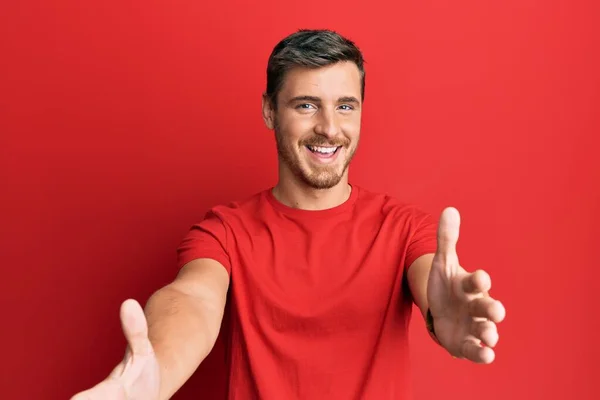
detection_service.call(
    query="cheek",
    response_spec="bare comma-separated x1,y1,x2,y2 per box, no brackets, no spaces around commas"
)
280,119,313,142
341,118,361,139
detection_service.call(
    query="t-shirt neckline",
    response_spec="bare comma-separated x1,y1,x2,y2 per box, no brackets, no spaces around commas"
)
265,184,360,218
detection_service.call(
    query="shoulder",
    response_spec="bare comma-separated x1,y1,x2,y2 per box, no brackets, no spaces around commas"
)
354,185,433,221
353,186,438,256
201,189,270,224
353,185,437,239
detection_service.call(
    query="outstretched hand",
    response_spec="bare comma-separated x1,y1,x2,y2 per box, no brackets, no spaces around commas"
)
70,299,161,400
426,207,506,364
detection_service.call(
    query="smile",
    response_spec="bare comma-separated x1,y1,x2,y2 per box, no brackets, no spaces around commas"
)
306,145,340,155
304,145,342,164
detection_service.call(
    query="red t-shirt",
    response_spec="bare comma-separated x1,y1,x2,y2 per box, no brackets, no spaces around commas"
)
177,184,438,399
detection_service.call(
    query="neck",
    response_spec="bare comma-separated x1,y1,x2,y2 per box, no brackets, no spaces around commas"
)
272,173,351,211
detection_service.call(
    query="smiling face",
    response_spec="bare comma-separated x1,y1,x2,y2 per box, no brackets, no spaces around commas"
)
263,61,363,190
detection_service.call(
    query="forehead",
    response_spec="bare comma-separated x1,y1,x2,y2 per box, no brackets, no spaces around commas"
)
278,62,361,101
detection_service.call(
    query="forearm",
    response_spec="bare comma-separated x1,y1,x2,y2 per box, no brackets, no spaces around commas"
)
144,283,223,400
407,253,434,318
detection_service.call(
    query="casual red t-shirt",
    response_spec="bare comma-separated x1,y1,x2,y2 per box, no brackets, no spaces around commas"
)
177,184,438,399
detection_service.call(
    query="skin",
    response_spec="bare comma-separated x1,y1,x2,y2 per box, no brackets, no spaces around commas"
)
71,60,506,400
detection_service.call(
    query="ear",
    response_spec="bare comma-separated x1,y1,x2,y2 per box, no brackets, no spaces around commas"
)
262,94,275,130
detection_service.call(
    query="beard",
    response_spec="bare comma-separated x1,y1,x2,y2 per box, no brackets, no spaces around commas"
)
274,124,357,190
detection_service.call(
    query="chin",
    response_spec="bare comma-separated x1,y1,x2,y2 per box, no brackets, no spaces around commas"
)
300,169,345,190
304,179,341,190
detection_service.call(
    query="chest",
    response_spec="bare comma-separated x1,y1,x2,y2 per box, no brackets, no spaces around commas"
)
227,217,411,332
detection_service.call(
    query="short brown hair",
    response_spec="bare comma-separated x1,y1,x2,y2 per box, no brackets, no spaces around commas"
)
265,29,366,107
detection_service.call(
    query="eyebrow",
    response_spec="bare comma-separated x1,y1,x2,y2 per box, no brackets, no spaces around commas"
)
288,95,361,105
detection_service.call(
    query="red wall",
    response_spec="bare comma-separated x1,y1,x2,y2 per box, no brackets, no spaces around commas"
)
2,1,598,399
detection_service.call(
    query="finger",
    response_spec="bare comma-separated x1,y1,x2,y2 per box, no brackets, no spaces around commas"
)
468,297,506,323
470,319,499,347
461,339,495,364
461,269,492,295
120,299,153,356
436,207,461,261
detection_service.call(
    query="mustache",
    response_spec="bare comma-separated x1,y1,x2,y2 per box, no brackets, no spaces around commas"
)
300,137,350,147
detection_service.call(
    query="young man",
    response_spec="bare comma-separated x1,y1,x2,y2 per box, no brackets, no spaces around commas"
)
72,30,506,400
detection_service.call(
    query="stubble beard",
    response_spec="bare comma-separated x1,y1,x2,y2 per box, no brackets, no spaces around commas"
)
274,125,356,190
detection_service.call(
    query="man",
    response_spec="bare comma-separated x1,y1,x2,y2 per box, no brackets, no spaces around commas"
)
72,29,506,400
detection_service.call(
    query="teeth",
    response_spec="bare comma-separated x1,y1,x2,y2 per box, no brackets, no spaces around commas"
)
308,146,337,154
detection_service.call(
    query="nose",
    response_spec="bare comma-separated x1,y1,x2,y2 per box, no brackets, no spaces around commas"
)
314,108,341,138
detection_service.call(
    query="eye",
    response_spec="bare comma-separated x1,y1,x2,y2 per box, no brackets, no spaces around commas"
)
338,104,354,111
296,103,316,110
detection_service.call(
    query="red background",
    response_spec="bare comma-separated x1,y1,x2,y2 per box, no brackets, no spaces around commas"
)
1,1,598,399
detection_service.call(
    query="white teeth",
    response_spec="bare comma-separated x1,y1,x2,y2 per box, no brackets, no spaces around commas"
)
308,146,337,154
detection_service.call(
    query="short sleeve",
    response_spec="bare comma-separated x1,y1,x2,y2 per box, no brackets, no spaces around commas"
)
405,211,438,268
176,209,232,275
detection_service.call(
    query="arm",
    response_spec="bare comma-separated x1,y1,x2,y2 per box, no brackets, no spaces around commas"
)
407,253,435,319
408,253,445,346
146,258,229,400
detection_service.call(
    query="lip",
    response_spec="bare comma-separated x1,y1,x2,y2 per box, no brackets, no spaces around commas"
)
304,145,342,165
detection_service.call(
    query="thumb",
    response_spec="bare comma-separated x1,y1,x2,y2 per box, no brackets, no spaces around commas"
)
120,299,153,356
436,207,461,260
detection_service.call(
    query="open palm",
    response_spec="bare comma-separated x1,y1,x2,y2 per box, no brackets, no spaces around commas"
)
427,207,506,364
71,299,161,400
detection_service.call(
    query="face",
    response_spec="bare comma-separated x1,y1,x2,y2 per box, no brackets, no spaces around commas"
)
262,62,362,190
